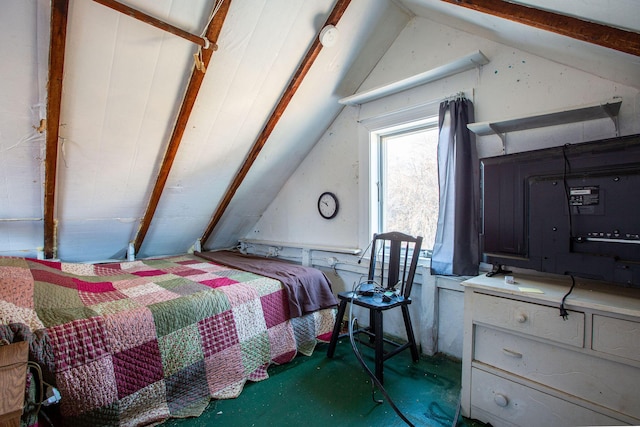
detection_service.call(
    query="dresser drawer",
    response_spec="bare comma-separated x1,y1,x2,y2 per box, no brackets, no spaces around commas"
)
472,292,584,347
470,368,625,427
592,314,640,362
474,325,640,419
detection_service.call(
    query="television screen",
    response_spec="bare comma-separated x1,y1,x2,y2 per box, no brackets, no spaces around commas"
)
481,134,640,286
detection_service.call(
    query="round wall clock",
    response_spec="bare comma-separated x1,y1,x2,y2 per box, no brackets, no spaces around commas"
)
318,192,339,219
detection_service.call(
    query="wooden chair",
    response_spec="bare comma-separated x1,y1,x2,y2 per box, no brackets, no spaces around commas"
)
327,231,422,384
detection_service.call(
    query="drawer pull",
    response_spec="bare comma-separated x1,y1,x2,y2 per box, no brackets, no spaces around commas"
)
494,393,509,407
516,313,527,323
502,348,523,358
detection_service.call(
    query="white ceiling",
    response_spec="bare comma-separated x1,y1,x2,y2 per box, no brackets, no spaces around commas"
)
400,0,640,88
1,0,638,261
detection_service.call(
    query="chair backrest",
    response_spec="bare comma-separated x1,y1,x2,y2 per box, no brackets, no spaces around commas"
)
367,231,423,298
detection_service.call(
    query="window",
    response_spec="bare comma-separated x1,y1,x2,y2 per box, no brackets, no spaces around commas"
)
370,117,439,254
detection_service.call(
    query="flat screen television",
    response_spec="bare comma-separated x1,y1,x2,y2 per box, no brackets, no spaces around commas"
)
481,133,640,287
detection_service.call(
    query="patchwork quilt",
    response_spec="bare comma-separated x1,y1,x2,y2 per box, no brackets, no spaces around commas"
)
0,254,336,426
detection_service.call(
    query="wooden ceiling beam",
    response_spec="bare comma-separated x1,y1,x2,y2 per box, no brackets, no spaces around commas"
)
132,0,231,255
200,0,353,247
43,0,69,259
441,0,640,57
91,0,213,49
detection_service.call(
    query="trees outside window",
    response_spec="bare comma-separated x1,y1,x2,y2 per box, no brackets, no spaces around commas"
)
374,119,439,253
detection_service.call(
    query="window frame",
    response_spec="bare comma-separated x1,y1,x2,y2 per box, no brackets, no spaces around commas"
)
356,101,442,256
369,116,439,253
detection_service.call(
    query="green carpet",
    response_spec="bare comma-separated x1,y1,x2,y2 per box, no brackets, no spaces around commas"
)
162,339,486,427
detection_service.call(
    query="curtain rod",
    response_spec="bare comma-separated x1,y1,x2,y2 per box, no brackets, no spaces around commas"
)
443,91,466,102
356,89,474,126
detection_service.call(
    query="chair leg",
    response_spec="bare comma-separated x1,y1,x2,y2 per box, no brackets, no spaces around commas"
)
401,305,419,362
368,308,376,344
327,299,348,358
373,309,384,385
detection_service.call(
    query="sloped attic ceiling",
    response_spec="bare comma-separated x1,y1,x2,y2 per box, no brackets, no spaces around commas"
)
1,0,638,263
1,0,407,262
400,0,640,88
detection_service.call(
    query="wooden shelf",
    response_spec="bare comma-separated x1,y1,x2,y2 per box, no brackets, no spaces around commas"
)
467,97,622,153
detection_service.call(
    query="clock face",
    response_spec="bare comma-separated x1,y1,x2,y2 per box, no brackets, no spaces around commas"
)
318,192,339,219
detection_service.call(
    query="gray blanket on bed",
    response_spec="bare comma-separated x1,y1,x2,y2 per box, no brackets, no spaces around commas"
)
195,250,338,318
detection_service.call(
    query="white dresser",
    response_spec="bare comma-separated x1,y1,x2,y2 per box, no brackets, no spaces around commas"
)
461,273,640,427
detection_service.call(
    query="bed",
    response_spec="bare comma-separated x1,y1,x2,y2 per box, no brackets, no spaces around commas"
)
0,250,337,426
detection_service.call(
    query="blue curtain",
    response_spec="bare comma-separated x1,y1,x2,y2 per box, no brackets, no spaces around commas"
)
430,97,479,276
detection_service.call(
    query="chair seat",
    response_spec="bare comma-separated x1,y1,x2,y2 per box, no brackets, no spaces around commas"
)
337,291,411,311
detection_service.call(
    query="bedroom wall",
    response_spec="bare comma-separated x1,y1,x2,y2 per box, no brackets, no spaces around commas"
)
0,0,49,259
244,15,640,359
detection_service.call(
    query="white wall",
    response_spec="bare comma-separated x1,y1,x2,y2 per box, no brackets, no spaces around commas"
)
0,0,49,258
244,15,640,359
